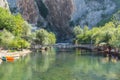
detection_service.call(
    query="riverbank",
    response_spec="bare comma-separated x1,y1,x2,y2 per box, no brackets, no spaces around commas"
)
0,49,31,62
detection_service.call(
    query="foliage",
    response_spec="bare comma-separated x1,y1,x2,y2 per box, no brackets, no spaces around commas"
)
48,32,56,45
0,7,56,49
12,14,24,36
73,26,83,36
0,8,25,36
0,29,14,48
22,21,32,36
83,25,89,34
75,26,91,44
9,38,30,49
73,11,120,47
74,21,120,47
0,8,31,49
35,29,56,45
21,21,32,42
111,10,120,26
0,29,30,49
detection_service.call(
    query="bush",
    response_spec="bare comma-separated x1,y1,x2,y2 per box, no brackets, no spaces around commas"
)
9,38,30,49
74,22,120,48
34,29,56,45
0,29,14,48
73,26,83,36
0,8,31,50
0,8,25,36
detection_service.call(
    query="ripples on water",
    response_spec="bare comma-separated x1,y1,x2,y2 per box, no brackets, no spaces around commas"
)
0,48,120,80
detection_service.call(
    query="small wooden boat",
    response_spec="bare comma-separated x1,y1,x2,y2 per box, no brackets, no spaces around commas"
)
6,56,14,60
1,56,14,61
2,57,6,61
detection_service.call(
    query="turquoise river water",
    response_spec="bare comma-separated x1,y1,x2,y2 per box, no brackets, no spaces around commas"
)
0,48,120,80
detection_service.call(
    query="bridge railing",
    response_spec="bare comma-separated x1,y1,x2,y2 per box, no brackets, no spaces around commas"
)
31,44,94,49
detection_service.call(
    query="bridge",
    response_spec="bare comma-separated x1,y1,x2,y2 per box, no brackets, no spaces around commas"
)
31,43,95,51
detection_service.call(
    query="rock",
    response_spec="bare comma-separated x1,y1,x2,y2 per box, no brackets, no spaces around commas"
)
71,0,116,27
39,0,116,40
7,0,18,13
6,0,117,28
7,0,40,24
0,0,9,10
2,0,119,41
43,0,74,40
17,0,39,24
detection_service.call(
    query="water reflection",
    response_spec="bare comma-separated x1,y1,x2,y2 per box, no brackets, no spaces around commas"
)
0,48,120,80
73,53,120,80
100,56,118,63
31,48,56,73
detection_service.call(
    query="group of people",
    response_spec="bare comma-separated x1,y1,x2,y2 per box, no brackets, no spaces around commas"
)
96,44,119,59
104,46,119,55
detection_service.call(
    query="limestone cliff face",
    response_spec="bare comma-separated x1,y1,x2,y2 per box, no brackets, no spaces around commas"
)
41,0,116,40
7,0,40,24
6,0,117,28
71,0,116,28
0,0,9,10
17,0,39,24
43,0,74,40
7,0,18,13
41,0,116,28
6,0,116,27
4,0,118,41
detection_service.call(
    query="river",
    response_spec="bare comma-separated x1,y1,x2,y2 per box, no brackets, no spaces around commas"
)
0,48,120,80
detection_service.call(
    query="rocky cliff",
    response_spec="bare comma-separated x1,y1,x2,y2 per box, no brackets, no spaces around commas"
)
71,0,116,28
39,0,117,40
7,0,40,24
2,0,119,41
43,0,74,40
6,0,117,27
7,0,18,13
17,0,39,24
0,0,9,10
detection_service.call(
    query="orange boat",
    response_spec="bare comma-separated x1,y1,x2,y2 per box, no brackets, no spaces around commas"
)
6,56,14,61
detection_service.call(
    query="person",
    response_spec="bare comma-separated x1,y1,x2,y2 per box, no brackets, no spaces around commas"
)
107,45,112,61
108,46,112,55
114,48,118,60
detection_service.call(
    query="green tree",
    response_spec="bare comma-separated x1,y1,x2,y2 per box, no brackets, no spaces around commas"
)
0,8,25,36
35,29,49,45
0,8,30,49
12,14,24,36
22,21,32,36
73,26,83,36
48,32,56,45
0,29,14,48
83,25,89,34
9,38,30,49
35,29,56,45
21,21,32,42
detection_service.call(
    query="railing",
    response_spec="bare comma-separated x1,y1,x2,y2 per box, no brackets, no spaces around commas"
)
31,44,94,50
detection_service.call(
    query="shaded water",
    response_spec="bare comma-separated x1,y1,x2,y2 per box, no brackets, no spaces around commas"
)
0,48,120,80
